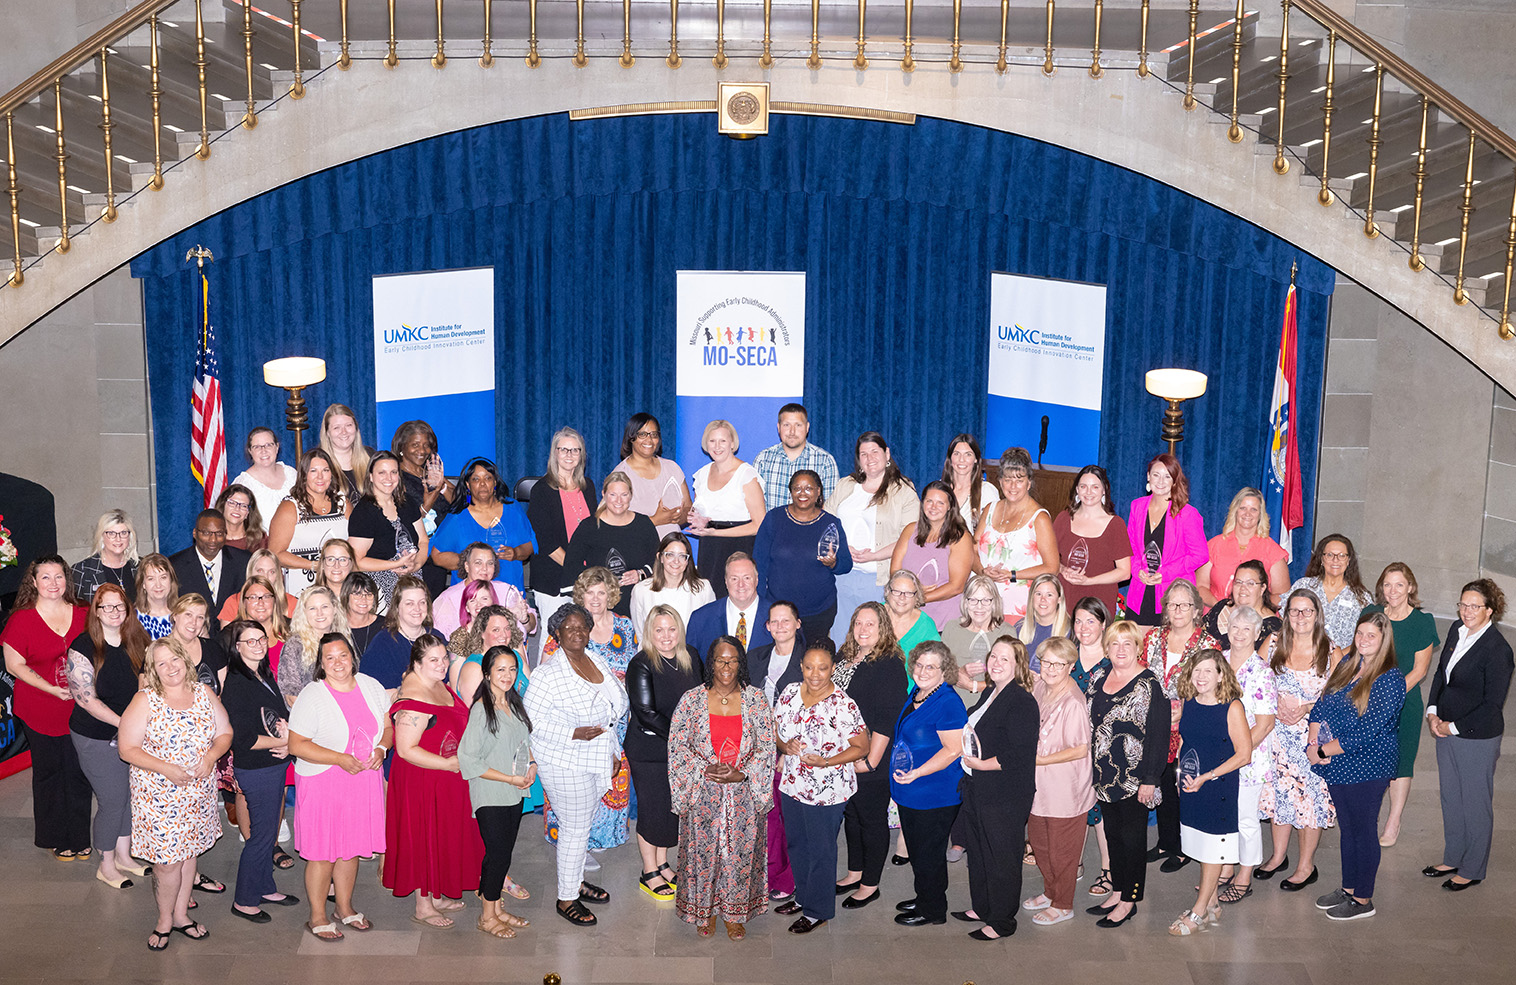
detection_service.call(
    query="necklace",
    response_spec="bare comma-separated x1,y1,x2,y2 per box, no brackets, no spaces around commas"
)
785,507,822,526
912,681,942,705
713,686,740,706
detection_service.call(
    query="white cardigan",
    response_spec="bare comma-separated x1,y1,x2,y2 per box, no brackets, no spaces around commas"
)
287,673,392,777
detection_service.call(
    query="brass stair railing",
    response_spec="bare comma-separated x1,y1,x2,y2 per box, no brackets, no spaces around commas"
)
1,1,1513,340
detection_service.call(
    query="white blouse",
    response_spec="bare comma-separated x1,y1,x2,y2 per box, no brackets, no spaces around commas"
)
232,464,298,526
691,462,761,523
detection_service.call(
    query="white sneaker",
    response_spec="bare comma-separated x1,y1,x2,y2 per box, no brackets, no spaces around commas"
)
279,819,292,843
583,853,601,872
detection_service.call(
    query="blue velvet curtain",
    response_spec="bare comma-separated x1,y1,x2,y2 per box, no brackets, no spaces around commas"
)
134,113,1333,566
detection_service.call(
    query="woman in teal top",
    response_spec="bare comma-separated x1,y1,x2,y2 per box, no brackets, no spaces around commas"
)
451,606,544,815
1362,563,1440,848
459,646,536,937
884,570,941,689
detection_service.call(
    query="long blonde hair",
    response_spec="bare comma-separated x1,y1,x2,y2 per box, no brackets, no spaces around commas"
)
245,549,290,616
640,604,696,675
288,586,353,672
239,575,290,641
1017,573,1069,644
142,638,195,696
319,403,371,500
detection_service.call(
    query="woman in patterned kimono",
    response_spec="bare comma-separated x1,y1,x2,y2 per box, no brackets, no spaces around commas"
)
118,638,233,952
668,637,776,940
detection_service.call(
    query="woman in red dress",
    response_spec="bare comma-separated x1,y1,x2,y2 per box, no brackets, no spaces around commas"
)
1,556,90,857
383,635,486,927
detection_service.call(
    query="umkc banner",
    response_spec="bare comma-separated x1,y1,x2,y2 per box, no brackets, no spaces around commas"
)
372,267,496,468
986,272,1108,467
675,271,806,479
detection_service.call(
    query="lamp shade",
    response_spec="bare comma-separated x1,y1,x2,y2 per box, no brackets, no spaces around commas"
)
263,357,326,388
1145,368,1208,400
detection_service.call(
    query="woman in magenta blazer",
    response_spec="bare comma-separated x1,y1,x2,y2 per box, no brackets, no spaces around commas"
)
1125,455,1207,626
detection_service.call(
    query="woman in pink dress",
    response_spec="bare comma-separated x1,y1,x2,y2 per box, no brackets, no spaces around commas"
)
892,481,976,631
286,633,391,941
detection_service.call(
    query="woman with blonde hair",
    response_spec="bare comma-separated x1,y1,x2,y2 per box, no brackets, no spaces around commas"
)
134,554,180,640
232,575,291,653
625,604,705,899
1013,573,1070,673
218,550,292,626
1196,487,1291,606
74,509,141,601
943,574,1006,705
318,403,373,502
687,419,767,594
1023,637,1094,927
562,471,660,619
526,426,597,628
277,587,354,704
118,638,233,950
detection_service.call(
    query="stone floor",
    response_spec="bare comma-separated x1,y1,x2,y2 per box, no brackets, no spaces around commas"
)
1,734,1511,985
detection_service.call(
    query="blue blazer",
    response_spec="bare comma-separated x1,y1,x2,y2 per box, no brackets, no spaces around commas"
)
686,596,774,662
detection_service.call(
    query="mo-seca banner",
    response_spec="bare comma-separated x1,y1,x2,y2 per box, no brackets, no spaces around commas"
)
372,267,496,469
674,271,806,477
985,272,1108,467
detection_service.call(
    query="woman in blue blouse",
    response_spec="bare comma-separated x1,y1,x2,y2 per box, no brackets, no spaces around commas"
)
753,470,854,647
889,640,967,926
1306,611,1405,922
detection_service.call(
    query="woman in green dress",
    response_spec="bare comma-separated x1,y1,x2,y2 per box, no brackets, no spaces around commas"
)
1362,562,1439,848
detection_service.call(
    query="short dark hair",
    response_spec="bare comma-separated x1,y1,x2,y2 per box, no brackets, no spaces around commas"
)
620,413,662,459
788,469,822,493
195,508,225,527
548,603,592,643
777,403,808,419
702,635,752,689
768,599,801,620
312,631,357,680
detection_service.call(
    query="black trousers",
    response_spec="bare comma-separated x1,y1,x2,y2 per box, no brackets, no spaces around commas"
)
1102,794,1151,902
476,803,524,902
781,793,846,922
799,605,838,652
898,802,960,921
1154,758,1182,855
23,726,92,851
628,757,679,848
842,766,891,886
961,779,1029,935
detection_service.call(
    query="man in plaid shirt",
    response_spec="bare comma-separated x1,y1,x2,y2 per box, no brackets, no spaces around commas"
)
752,403,840,511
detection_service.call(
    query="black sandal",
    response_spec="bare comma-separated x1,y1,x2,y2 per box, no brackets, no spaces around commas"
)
147,930,170,951
639,871,675,899
192,874,226,894
272,848,295,870
659,861,678,884
579,881,610,905
171,921,210,940
557,900,597,926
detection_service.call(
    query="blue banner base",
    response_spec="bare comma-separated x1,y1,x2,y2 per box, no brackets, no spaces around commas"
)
986,394,1101,469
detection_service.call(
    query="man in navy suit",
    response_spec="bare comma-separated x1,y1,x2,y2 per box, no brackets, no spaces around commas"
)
169,509,251,627
686,553,772,659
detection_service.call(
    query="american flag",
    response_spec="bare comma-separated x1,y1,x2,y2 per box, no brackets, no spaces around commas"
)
190,268,227,508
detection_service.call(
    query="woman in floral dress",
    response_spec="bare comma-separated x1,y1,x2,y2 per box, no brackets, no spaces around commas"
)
1257,590,1337,889
542,568,636,854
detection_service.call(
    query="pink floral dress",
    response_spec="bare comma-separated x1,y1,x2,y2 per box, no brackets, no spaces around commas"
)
1259,665,1337,829
974,507,1048,623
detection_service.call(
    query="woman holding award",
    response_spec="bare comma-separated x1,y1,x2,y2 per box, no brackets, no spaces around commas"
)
889,640,967,927
754,470,855,647
1022,638,1095,927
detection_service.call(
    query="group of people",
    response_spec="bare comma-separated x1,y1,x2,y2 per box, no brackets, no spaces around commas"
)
1,400,1511,949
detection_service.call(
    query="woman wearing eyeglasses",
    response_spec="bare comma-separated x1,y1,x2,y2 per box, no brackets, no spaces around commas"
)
216,486,268,554
74,510,142,602
616,413,692,539
943,574,1006,706
1203,560,1282,655
884,571,942,680
232,427,298,524
1424,579,1514,892
631,532,715,632
1289,534,1374,653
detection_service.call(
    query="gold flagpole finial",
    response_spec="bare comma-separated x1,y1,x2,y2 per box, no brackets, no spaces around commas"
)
185,244,214,268
1289,260,1298,286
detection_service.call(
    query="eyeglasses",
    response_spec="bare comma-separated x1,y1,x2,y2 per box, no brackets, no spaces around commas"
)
1457,601,1489,611
244,593,274,603
966,596,995,605
556,447,583,456
887,589,917,600
1322,551,1350,561
223,500,250,512
1232,578,1261,588
1165,602,1195,611
914,662,942,672
237,636,269,649
1041,659,1072,669
1287,607,1315,617
249,441,277,451
98,602,127,613
660,552,691,561
322,556,353,566
102,530,131,541
635,429,660,439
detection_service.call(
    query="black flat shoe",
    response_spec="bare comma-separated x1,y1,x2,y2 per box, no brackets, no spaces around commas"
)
1254,856,1290,880
192,874,226,894
1086,902,1117,916
1423,865,1457,877
895,898,919,912
261,894,301,907
1280,868,1318,891
1159,854,1192,873
1145,846,1166,863
788,915,826,934
950,910,978,922
775,900,803,915
1443,878,1482,891
841,889,881,909
1095,904,1137,928
968,924,1015,940
895,912,947,926
835,880,862,896
230,906,272,924
890,854,910,866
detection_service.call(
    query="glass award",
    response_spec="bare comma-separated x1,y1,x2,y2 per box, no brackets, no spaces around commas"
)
891,741,915,775
261,709,285,738
349,725,373,760
605,548,627,579
961,724,981,761
1314,720,1334,748
1144,540,1163,575
716,737,739,766
817,523,840,562
439,729,460,758
511,739,531,775
484,520,509,553
1179,748,1203,789
1066,538,1090,577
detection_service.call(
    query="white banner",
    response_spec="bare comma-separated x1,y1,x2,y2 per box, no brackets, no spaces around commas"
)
986,272,1108,467
372,267,495,465
674,271,806,474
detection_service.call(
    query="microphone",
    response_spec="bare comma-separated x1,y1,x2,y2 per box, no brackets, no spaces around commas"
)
1038,416,1050,469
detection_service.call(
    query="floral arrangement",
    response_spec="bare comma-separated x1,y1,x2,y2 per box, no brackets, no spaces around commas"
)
0,515,16,569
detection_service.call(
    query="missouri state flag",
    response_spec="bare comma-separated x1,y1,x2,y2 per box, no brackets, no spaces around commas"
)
1263,279,1303,561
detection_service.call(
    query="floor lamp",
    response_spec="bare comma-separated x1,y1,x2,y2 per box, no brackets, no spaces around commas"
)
262,357,327,461
1144,368,1208,457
